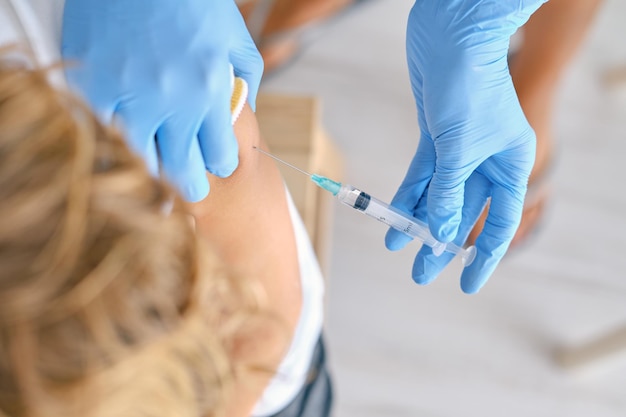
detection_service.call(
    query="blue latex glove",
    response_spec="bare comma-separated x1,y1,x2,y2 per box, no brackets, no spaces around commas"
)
386,0,547,294
62,0,263,202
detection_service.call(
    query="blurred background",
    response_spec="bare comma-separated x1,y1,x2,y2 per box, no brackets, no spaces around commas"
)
258,0,626,416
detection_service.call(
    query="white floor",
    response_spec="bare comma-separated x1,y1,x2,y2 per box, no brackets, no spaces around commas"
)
262,1,626,416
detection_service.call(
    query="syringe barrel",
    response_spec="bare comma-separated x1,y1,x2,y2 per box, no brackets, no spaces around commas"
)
335,184,476,266
336,184,444,252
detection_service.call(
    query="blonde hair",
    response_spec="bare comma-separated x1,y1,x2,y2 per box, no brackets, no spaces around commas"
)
0,56,268,417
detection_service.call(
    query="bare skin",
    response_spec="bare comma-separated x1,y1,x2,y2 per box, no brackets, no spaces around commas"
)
189,103,302,417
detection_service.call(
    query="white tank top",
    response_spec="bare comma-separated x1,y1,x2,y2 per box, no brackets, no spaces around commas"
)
0,1,325,414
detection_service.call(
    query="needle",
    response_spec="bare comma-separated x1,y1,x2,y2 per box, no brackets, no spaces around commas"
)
252,146,313,177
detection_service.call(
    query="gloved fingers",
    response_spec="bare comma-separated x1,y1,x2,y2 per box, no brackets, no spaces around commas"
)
156,116,209,203
197,61,239,178
427,157,477,243
411,173,491,286
112,104,160,177
229,21,264,112
385,137,436,251
459,182,525,294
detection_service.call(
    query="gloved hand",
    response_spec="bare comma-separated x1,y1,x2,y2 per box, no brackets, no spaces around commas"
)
62,0,263,202
386,0,547,293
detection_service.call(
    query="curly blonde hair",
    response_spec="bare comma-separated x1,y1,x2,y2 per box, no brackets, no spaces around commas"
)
0,56,268,417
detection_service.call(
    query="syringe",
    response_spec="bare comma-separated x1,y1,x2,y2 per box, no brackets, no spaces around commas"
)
254,147,476,267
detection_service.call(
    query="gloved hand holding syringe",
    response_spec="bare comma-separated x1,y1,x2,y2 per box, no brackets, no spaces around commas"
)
254,147,477,267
